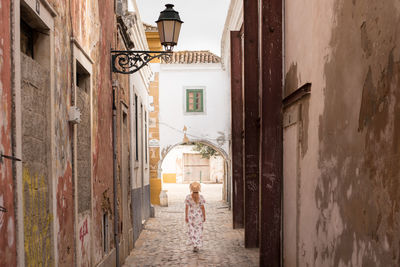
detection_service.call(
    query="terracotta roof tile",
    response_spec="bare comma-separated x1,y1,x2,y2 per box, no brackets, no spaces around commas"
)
164,50,221,64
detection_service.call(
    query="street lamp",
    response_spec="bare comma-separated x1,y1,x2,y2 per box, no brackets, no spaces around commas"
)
156,4,183,52
111,4,183,74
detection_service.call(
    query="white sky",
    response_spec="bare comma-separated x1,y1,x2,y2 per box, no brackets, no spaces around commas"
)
136,0,231,56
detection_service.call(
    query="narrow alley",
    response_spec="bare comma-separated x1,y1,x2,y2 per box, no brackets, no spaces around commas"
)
2,0,400,266
123,184,258,267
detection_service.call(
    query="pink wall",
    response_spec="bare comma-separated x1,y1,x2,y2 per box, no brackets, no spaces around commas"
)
0,0,17,265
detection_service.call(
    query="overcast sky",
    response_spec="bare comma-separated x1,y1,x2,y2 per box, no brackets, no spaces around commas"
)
136,0,230,56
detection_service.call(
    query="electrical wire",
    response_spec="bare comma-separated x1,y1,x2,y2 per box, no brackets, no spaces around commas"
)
157,121,231,143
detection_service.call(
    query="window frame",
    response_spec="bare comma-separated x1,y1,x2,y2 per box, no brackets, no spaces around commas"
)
184,86,206,115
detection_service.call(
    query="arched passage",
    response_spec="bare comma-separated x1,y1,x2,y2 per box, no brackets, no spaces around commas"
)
153,140,231,205
159,140,230,170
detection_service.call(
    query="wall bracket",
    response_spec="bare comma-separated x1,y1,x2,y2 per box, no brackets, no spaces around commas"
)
111,50,172,74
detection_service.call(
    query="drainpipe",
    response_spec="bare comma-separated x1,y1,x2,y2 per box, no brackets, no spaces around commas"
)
112,80,120,267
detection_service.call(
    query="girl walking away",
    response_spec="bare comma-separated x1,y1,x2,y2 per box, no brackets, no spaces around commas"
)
185,182,206,252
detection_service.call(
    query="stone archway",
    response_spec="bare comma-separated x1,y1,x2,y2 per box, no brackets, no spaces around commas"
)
159,140,230,171
153,140,231,205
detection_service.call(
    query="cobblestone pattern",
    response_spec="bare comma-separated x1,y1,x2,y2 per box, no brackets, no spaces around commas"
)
123,184,259,267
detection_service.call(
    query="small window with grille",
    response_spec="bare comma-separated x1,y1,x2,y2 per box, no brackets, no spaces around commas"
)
186,89,204,113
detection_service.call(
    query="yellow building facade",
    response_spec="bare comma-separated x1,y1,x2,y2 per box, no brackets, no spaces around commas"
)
145,24,163,205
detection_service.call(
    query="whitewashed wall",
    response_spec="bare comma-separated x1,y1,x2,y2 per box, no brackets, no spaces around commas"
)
161,145,225,184
161,145,187,183
128,0,152,189
158,63,231,161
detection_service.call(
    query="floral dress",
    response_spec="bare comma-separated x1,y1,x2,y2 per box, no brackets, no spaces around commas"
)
185,194,205,248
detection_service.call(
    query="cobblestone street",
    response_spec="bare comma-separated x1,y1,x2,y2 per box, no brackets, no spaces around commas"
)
123,184,259,267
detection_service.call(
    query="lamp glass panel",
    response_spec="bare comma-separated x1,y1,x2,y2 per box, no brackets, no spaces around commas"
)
156,21,165,43
162,20,175,43
173,22,182,43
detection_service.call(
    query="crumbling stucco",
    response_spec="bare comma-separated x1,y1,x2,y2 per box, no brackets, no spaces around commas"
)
317,0,400,266
284,62,299,98
284,0,400,266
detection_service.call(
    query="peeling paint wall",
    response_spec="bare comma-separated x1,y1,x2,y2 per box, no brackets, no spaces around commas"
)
13,0,136,265
0,0,152,265
90,0,116,264
0,0,17,265
284,0,400,266
146,29,162,205
148,70,161,202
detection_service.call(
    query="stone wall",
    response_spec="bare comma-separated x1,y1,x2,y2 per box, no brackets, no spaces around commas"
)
21,53,53,266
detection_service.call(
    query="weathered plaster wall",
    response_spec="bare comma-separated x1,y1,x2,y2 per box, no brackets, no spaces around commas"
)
148,72,160,179
114,52,131,263
284,0,400,266
146,29,163,205
3,0,148,265
38,0,124,265
47,1,75,265
148,71,161,204
88,0,115,264
0,0,17,265
21,53,53,266
210,155,225,184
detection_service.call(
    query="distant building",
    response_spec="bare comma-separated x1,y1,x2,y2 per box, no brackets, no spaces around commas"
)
157,50,231,200
161,144,225,184
144,22,232,203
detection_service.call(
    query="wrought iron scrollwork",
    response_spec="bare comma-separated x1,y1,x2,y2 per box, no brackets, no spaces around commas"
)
111,50,172,74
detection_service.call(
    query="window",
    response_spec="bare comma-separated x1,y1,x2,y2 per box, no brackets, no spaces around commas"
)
76,61,90,93
186,89,204,113
20,20,35,58
20,1,52,68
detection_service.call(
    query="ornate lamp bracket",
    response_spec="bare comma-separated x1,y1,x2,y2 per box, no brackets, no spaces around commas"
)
111,50,172,74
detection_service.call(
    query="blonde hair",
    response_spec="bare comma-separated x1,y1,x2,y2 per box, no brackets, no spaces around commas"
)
190,182,201,204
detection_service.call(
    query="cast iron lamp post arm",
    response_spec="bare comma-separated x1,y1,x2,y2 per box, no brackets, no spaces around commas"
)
111,50,172,74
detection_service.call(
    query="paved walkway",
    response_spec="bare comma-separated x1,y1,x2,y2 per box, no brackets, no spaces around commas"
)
123,184,259,267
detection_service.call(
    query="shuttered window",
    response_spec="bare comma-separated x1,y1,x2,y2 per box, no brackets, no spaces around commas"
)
186,89,204,112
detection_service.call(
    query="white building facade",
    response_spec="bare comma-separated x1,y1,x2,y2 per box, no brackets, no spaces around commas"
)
157,51,231,198
125,0,153,247
158,51,231,158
